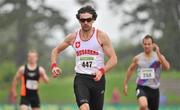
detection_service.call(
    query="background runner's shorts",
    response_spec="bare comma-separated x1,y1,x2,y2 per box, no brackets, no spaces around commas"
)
74,73,105,110
20,95,40,108
136,85,159,110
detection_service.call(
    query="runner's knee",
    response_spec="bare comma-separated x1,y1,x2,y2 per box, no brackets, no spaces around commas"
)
138,97,148,110
32,108,40,110
80,103,89,110
20,105,29,110
139,103,148,110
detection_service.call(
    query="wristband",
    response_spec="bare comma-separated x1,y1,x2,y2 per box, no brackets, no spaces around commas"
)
99,68,105,75
51,63,57,69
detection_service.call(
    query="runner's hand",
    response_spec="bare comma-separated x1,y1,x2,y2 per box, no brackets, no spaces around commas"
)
123,83,128,96
10,90,17,103
153,43,160,53
94,70,103,81
51,67,62,78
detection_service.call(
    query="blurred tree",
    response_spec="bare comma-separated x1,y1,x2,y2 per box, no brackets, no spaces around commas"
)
109,0,180,70
75,0,97,9
76,0,93,5
0,0,67,65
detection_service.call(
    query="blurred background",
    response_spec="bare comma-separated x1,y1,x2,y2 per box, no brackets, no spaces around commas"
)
0,0,180,109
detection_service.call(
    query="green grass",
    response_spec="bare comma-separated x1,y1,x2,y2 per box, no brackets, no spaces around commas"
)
104,72,137,103
0,71,180,104
39,76,75,103
0,86,9,103
161,71,180,79
39,71,136,103
39,71,180,104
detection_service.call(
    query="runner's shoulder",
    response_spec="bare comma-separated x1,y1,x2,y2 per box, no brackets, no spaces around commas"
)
39,66,46,74
96,29,110,45
97,29,108,38
64,32,77,45
133,53,143,62
39,66,45,71
18,65,25,74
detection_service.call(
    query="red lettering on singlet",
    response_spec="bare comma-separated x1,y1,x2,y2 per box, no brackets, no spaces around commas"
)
76,49,99,56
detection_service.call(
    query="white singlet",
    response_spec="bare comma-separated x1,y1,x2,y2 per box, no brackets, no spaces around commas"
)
72,28,105,75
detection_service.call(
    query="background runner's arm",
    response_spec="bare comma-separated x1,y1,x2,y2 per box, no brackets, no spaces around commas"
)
39,67,49,83
11,66,24,93
157,54,170,70
124,57,138,84
100,32,117,73
154,43,170,70
51,33,75,64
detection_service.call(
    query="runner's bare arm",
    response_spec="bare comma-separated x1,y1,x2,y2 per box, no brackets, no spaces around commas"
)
51,33,76,64
51,33,76,77
158,55,170,70
98,31,117,72
124,56,138,84
11,66,24,101
153,43,170,70
11,66,24,91
39,66,49,83
123,56,138,95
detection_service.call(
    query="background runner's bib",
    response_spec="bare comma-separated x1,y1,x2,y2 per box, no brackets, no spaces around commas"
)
26,80,38,90
139,68,155,79
72,28,104,75
136,52,162,89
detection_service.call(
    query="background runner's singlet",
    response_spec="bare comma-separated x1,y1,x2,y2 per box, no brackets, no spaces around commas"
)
21,65,40,96
72,28,104,75
136,52,162,89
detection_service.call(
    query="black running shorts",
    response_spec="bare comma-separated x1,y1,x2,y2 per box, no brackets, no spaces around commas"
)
20,95,40,108
74,73,105,110
136,85,159,110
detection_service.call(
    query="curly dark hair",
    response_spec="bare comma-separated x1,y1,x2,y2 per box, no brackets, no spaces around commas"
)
76,5,97,20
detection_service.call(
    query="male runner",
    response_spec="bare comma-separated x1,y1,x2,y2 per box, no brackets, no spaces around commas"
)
123,35,170,110
11,50,49,110
51,5,117,110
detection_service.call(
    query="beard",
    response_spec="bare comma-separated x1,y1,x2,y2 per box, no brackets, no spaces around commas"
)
82,25,91,32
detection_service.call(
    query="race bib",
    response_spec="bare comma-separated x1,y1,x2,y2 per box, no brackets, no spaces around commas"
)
26,80,38,90
79,56,96,68
139,68,155,79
